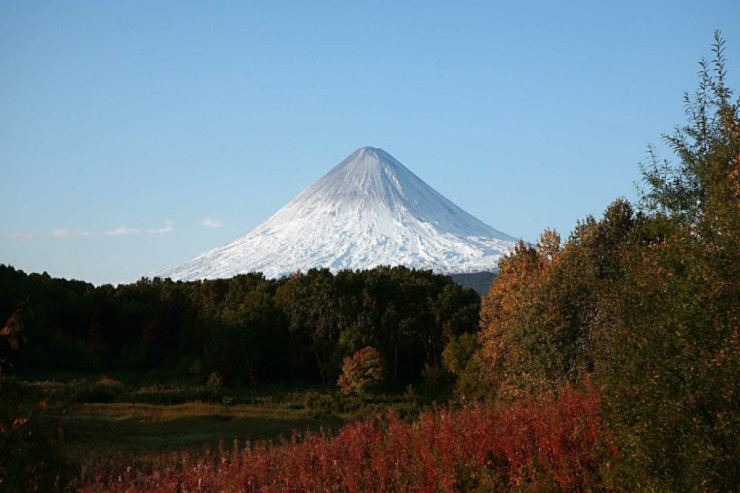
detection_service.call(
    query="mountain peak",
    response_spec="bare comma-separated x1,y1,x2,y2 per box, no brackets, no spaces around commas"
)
355,145,385,155
159,148,518,280
338,146,401,171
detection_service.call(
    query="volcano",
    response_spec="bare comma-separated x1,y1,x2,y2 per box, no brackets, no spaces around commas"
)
159,147,518,280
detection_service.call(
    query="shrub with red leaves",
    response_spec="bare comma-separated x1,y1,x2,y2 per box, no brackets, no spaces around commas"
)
74,382,615,492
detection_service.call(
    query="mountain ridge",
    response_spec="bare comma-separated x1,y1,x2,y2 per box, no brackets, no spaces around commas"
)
159,147,518,280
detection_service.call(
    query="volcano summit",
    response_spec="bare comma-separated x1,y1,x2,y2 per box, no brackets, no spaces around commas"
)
160,147,518,280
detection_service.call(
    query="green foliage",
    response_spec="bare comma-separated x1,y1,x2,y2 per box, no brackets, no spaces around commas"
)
639,31,739,236
337,346,384,395
442,332,480,377
417,364,455,402
598,32,740,490
453,354,489,402
441,332,487,400
0,265,479,388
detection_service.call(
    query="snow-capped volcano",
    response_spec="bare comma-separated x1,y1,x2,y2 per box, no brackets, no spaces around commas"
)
160,147,518,280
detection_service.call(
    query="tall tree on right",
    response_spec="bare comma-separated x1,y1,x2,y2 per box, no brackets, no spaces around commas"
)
596,31,739,490
473,32,739,490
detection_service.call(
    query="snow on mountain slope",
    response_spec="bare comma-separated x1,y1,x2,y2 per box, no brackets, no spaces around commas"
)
159,147,519,280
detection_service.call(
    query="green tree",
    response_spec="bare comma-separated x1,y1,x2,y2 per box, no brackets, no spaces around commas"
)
275,269,340,383
595,32,740,490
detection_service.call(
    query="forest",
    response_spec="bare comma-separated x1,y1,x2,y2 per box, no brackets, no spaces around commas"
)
0,265,479,386
1,34,738,491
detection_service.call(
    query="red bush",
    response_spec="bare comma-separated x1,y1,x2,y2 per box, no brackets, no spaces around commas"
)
75,383,615,492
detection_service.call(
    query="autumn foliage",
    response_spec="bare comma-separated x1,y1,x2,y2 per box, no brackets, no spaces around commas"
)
337,346,384,395
470,32,740,490
75,383,612,492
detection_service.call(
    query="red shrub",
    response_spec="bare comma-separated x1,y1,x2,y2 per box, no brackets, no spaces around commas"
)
75,383,615,492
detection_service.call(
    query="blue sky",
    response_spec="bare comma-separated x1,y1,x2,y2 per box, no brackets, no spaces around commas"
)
2,1,739,285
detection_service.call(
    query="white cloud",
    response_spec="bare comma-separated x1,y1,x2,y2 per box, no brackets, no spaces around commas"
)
146,224,174,235
48,229,92,239
105,225,141,236
200,217,223,229
5,233,36,241
5,221,174,241
5,230,92,241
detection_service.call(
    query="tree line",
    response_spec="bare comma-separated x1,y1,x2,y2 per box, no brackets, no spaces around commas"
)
0,265,480,386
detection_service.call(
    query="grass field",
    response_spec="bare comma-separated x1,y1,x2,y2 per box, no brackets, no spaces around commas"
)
7,375,432,469
61,401,345,463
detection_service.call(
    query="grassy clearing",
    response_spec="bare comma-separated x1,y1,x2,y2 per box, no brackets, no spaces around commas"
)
61,401,345,464
70,401,319,421
8,375,435,469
